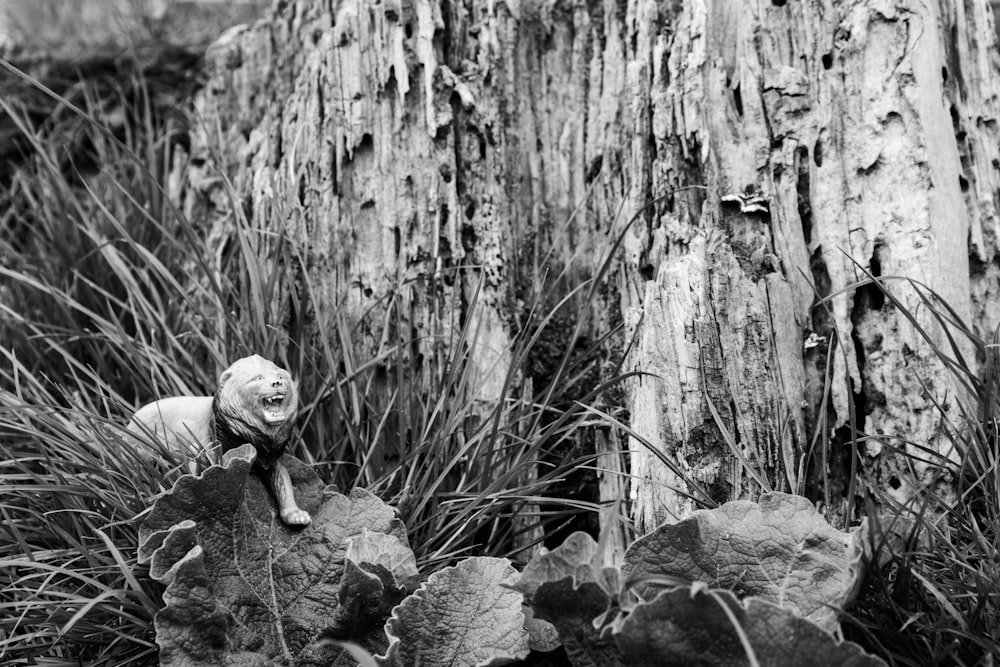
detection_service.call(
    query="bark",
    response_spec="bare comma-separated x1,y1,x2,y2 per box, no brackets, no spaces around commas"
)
170,0,1000,536
170,0,625,485
623,0,1000,530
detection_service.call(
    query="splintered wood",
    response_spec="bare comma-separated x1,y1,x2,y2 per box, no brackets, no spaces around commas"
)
172,0,1000,535
623,0,1000,529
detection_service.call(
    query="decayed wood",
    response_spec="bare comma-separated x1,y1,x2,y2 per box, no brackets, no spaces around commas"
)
623,0,1000,530
169,1,632,548
171,0,1000,537
173,2,516,436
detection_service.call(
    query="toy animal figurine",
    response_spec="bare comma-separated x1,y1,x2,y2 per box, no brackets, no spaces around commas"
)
128,355,311,526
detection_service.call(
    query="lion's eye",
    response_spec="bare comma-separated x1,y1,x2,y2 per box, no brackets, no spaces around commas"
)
255,375,264,381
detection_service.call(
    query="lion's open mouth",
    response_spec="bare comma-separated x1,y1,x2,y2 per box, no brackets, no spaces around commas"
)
260,393,290,423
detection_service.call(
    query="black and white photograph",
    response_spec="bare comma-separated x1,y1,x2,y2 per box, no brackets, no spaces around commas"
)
1,1,998,665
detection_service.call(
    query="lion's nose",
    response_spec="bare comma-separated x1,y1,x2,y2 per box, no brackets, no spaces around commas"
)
271,378,284,388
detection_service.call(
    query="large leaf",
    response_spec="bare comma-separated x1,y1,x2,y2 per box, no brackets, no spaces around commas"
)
516,530,885,667
513,532,624,667
138,444,415,666
613,586,885,667
623,492,865,630
382,556,531,667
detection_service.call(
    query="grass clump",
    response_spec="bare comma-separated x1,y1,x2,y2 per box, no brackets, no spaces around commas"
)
0,56,226,666
833,277,1000,666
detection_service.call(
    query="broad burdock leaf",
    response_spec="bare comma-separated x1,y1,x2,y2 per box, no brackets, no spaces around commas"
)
513,532,625,667
382,556,531,667
345,528,420,591
138,444,415,666
515,497,885,667
611,587,885,667
623,491,866,630
516,531,600,597
516,531,623,602
523,605,560,653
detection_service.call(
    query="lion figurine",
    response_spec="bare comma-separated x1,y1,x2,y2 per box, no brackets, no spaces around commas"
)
128,354,311,526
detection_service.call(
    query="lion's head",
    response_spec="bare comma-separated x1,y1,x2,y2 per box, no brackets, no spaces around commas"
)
214,355,298,464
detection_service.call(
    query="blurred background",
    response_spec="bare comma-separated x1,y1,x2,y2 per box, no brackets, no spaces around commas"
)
0,0,269,58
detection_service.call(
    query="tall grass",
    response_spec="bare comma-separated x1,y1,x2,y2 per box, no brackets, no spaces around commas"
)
0,59,626,664
0,57,227,665
827,276,1000,666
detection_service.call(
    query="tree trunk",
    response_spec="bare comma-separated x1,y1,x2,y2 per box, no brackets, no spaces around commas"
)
621,0,1000,531
171,0,1000,536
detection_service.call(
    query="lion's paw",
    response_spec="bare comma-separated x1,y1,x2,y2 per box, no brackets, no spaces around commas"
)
280,507,312,526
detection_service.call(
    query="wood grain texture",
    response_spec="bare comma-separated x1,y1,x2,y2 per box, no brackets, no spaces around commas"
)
622,0,1000,528
169,0,1000,533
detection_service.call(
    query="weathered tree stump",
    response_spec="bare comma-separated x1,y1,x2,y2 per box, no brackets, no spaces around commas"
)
169,0,1000,536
